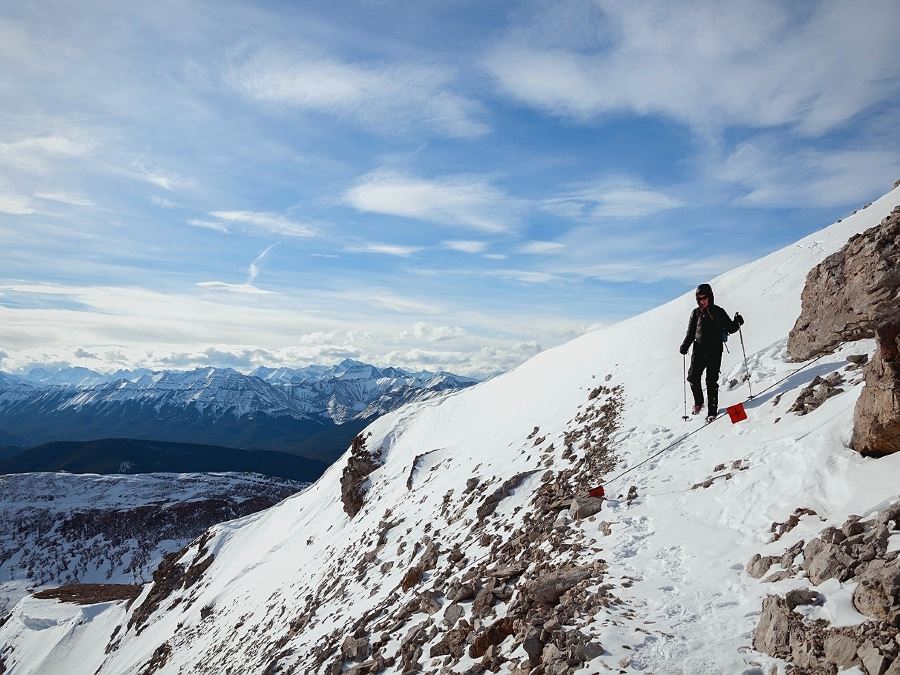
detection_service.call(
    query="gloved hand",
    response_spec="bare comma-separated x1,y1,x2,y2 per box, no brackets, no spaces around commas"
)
735,312,744,326
679,344,689,355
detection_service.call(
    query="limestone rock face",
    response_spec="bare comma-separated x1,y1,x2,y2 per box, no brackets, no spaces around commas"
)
788,206,900,362
787,206,900,455
852,322,900,455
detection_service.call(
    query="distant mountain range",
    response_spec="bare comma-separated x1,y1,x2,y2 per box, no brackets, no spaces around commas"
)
0,360,477,463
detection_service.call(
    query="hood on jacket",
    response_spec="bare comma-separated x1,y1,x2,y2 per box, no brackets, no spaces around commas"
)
696,283,714,305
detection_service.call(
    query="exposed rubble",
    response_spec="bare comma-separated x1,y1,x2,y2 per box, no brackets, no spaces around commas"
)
305,385,623,674
788,372,845,415
751,502,900,673
32,584,141,605
127,531,215,636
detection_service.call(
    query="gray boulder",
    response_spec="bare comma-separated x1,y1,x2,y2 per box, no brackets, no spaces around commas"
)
523,566,593,606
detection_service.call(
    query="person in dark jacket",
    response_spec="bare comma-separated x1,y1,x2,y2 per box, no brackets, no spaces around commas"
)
679,283,744,420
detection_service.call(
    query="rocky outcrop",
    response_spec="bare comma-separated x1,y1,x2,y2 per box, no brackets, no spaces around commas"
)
752,503,900,673
340,433,380,518
788,206,900,362
853,321,900,455
788,372,844,415
787,206,900,455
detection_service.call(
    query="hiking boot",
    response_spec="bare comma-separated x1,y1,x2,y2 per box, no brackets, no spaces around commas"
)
706,415,717,423
691,404,703,415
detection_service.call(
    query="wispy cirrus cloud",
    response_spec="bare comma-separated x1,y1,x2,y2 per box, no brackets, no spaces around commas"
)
719,142,900,208
0,194,35,215
136,165,188,191
442,240,487,254
226,47,488,139
196,243,279,294
518,241,565,254
551,178,684,220
486,0,900,136
35,191,95,208
0,134,94,173
206,210,316,237
345,242,422,257
345,169,518,233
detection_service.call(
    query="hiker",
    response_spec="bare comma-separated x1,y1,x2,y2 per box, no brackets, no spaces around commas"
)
679,283,744,421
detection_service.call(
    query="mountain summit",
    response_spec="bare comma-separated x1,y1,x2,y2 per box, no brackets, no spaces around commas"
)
1,188,899,673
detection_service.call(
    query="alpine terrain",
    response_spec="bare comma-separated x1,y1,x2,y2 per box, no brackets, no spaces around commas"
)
0,472,307,616
1,187,899,673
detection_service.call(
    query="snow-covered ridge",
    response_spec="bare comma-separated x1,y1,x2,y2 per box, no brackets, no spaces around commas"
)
1,188,899,674
0,359,477,427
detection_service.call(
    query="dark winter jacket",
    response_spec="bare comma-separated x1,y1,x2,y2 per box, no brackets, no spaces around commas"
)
680,284,741,354
681,304,741,354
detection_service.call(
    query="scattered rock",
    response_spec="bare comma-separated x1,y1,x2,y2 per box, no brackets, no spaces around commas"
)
469,617,514,658
788,373,845,415
752,503,900,674
523,566,593,606
341,434,381,518
401,565,423,592
569,497,603,520
443,603,463,627
823,633,859,668
477,472,537,519
746,554,779,579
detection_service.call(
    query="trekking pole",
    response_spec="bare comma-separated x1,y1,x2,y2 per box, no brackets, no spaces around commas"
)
682,354,689,420
738,326,753,399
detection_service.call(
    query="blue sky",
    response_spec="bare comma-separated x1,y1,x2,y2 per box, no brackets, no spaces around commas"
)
1,0,898,378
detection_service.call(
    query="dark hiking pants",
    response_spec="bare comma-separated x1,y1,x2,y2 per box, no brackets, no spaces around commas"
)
687,346,723,416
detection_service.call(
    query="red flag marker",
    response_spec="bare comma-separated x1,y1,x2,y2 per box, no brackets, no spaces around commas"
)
589,485,605,499
727,403,747,423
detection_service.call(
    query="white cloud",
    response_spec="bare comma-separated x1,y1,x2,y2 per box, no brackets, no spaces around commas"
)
541,176,683,223
495,270,557,284
187,219,230,233
0,134,93,172
518,241,565,254
0,195,35,215
720,142,900,208
195,281,272,295
35,192,95,207
150,195,177,209
227,48,487,139
208,210,316,237
138,166,186,191
247,243,278,285
346,242,422,257
565,254,746,284
443,240,487,254
345,169,517,233
401,322,466,342
486,0,900,136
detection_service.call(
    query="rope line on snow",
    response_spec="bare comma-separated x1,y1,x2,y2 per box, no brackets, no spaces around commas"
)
603,352,830,487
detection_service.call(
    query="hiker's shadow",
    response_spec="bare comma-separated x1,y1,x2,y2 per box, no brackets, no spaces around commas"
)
742,362,844,411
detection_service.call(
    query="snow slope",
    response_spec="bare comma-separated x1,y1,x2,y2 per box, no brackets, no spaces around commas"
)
2,188,899,674
0,472,306,615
